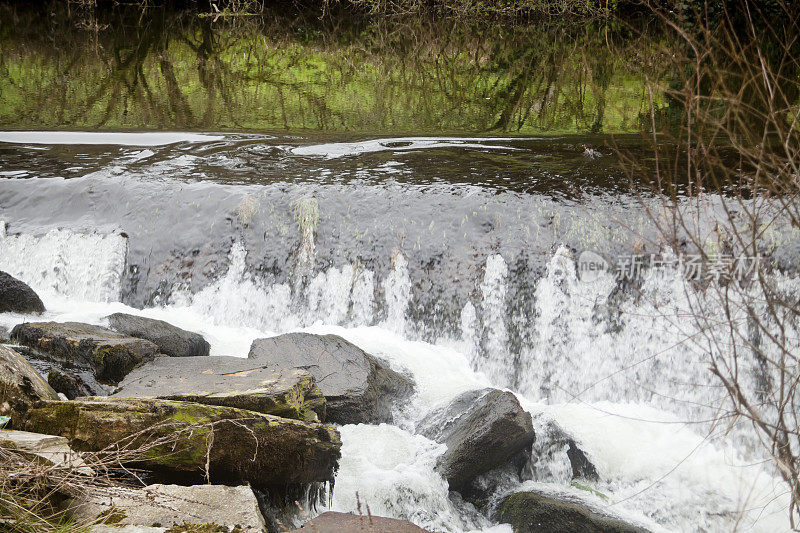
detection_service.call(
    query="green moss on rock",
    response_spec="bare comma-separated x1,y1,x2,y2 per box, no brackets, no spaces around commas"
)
96,506,127,525
496,491,649,533
23,398,341,487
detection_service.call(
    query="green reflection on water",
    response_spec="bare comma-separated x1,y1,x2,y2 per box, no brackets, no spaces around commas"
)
0,4,669,134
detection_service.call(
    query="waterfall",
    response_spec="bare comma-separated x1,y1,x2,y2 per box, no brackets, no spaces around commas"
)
381,250,412,335
478,254,511,386
0,221,795,532
0,222,127,303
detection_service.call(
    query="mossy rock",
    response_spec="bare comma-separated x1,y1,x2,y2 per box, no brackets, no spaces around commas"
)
96,506,127,525
496,491,651,533
0,344,59,426
10,321,158,384
23,398,341,487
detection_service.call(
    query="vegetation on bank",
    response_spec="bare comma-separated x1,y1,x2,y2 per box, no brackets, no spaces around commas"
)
0,2,669,134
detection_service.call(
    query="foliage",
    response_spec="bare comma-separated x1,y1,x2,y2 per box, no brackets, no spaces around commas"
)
620,0,800,525
0,3,668,134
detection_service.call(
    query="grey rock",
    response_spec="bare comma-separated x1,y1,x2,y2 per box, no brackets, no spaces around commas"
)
0,271,45,314
248,333,414,425
10,322,158,384
0,344,59,425
418,388,535,493
92,526,165,533
72,484,266,532
0,429,91,473
106,313,210,358
496,489,652,533
293,511,431,532
112,355,326,422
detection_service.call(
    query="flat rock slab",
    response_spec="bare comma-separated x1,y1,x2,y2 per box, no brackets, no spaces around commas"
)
0,270,45,314
112,355,326,422
92,527,164,533
293,512,431,532
106,313,210,358
248,333,414,425
418,388,535,493
0,344,58,425
11,322,158,384
0,429,90,472
72,484,265,532
23,398,341,487
496,490,652,533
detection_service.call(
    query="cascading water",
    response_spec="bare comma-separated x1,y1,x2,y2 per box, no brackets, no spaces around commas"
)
1,133,798,532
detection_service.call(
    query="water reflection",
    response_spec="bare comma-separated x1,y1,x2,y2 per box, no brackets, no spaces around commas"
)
0,3,668,134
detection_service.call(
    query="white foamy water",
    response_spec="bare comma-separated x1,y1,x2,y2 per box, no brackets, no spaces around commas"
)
479,254,511,384
0,131,224,145
0,224,794,532
0,222,127,303
290,137,530,158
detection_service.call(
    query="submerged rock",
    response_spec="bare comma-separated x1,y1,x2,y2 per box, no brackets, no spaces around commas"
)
11,322,158,384
0,344,59,425
292,511,431,532
71,484,266,532
248,333,414,425
0,271,45,314
531,419,599,482
112,355,326,422
495,490,651,533
418,388,535,493
106,313,210,358
23,398,341,487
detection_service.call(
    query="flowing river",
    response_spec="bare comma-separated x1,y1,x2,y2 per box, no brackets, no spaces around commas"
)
1,131,797,532
1,3,799,532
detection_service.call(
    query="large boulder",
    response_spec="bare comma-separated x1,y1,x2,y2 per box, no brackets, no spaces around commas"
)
23,398,341,487
292,512,431,532
248,333,413,425
112,355,326,422
0,344,59,426
0,271,45,314
106,313,210,358
71,484,265,532
495,490,651,533
418,388,535,493
11,322,158,384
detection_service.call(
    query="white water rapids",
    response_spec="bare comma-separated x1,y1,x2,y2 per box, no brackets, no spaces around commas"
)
0,221,795,532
